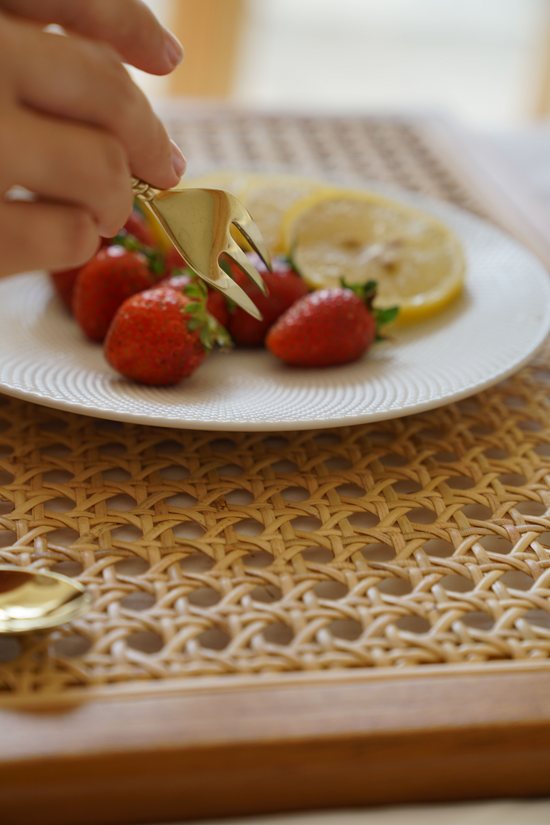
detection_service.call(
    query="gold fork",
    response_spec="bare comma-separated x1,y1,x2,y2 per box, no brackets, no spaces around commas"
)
131,178,270,320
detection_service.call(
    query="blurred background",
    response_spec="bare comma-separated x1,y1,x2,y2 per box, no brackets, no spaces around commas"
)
131,0,550,129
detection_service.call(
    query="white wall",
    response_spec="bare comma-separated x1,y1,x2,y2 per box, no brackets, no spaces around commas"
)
135,0,548,128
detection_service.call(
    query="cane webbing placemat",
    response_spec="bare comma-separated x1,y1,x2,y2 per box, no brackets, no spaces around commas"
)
1,113,550,697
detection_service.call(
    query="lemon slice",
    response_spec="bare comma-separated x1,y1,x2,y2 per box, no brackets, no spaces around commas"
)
282,188,466,323
238,173,329,254
181,169,254,200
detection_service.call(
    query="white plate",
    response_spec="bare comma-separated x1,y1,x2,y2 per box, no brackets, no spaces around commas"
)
2,188,550,431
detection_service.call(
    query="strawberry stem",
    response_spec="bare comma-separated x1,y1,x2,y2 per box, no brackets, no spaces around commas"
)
111,233,165,276
339,277,399,339
180,280,233,352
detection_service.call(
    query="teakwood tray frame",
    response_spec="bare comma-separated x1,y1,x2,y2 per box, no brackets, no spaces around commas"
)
2,661,550,824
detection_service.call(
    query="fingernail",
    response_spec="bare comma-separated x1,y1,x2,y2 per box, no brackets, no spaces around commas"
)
171,141,187,179
164,28,184,68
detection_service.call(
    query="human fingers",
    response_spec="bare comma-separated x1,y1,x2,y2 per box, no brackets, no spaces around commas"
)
0,199,99,276
0,0,183,74
5,16,185,190
4,107,135,237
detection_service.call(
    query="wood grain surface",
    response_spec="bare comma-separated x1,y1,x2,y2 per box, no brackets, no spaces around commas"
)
1,668,550,824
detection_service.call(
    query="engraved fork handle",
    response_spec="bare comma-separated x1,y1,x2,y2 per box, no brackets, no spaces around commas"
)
131,176,157,202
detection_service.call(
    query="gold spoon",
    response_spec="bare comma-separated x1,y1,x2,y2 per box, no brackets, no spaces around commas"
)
0,566,92,633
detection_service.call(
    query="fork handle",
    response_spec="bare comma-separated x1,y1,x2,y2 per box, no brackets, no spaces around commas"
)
131,177,157,202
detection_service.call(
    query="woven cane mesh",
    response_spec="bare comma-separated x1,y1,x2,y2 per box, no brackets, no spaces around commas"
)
2,114,550,694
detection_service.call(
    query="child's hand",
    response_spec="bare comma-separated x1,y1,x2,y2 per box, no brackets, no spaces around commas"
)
0,0,186,276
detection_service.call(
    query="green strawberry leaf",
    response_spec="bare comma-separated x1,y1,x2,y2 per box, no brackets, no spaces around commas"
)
169,267,192,278
373,306,399,327
183,302,203,315
183,284,202,300
373,306,399,340
192,311,233,353
339,276,399,339
339,277,377,307
219,256,233,277
147,251,165,276
178,281,233,354
186,316,202,331
111,232,165,277
199,325,211,349
208,315,233,351
287,242,300,274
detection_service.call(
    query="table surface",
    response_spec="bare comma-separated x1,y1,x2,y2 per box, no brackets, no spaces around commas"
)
3,108,550,825
171,798,550,825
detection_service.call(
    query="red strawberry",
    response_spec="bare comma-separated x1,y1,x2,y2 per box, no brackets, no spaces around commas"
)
73,245,161,343
160,272,229,328
119,209,157,248
266,280,398,368
49,267,82,311
104,282,231,386
49,210,156,312
163,245,188,275
224,253,309,347
95,208,158,252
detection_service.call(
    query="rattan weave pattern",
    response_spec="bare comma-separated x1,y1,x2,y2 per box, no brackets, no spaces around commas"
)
1,115,550,693
175,114,484,216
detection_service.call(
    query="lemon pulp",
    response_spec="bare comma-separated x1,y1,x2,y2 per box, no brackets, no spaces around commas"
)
281,188,466,323
238,173,329,254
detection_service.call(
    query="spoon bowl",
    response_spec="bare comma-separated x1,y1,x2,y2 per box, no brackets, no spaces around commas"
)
0,566,92,633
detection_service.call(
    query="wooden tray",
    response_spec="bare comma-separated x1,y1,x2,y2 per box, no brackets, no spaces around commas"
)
2,111,550,825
